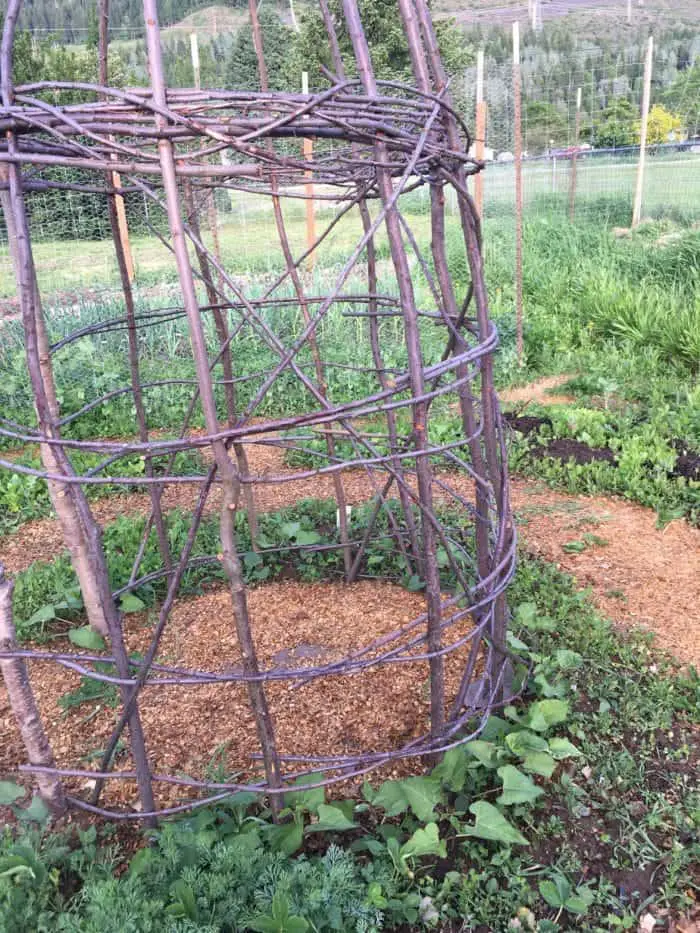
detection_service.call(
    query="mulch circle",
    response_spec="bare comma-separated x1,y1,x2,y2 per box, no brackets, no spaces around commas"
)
1,579,479,813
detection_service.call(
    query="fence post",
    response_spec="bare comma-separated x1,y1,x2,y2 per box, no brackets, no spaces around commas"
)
513,21,524,364
190,32,200,90
632,35,653,228
112,170,134,283
474,47,486,218
568,86,582,221
302,70,316,271
191,31,224,286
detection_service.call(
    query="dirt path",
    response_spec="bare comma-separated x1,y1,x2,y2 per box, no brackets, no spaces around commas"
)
499,373,576,407
509,478,700,666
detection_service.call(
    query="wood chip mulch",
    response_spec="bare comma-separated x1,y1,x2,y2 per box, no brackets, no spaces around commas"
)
0,580,479,811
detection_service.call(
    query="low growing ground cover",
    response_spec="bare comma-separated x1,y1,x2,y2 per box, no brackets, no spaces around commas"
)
1,555,697,932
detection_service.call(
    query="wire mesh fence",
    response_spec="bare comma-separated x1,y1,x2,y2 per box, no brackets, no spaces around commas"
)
2,31,698,304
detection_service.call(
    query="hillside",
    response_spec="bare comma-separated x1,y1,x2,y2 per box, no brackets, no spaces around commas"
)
434,0,700,32
13,0,700,42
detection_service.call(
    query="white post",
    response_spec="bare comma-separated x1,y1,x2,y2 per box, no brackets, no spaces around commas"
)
632,35,653,227
513,21,524,364
475,47,486,216
190,32,200,90
626,0,632,25
302,70,316,270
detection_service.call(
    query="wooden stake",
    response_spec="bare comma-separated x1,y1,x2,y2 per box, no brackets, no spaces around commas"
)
632,35,653,228
474,48,486,218
112,168,134,282
302,70,316,271
513,21,524,364
568,86,582,221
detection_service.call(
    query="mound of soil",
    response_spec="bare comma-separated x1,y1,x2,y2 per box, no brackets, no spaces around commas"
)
503,412,552,436
533,437,617,466
670,439,700,482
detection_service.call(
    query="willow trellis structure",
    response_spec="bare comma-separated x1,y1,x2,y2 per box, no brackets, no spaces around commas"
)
0,0,517,822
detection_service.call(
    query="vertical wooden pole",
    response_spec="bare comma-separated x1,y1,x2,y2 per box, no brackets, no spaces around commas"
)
302,70,316,272
0,565,66,816
474,47,487,218
632,35,653,228
569,86,582,221
513,21,524,364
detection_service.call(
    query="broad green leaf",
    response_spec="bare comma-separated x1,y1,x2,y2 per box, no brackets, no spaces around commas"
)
68,627,106,651
461,802,529,846
480,716,511,741
465,740,500,769
29,605,57,625
526,700,569,732
294,529,321,546
120,594,146,614
566,887,594,915
548,737,582,760
247,919,278,933
266,817,304,856
505,730,548,758
17,795,50,825
371,780,410,817
534,672,568,698
400,822,447,861
170,880,198,921
285,920,310,933
306,804,356,832
432,747,468,792
515,602,538,627
0,781,24,805
0,855,35,882
539,877,570,908
555,649,582,670
286,774,325,813
281,522,301,539
400,777,442,822
515,603,555,632
496,766,544,806
522,752,557,778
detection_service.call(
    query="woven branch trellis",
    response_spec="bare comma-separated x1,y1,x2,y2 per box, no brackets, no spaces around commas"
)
0,0,516,822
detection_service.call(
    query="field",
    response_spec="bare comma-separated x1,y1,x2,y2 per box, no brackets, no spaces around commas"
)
1,182,699,932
